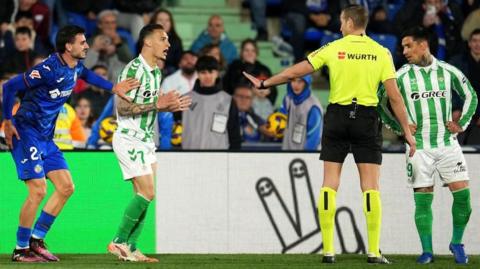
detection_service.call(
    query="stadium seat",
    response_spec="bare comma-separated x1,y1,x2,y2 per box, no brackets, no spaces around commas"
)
320,32,342,46
66,12,96,37
117,28,137,55
369,33,397,55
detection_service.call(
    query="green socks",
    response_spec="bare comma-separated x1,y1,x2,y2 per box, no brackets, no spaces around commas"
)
127,209,148,251
114,194,151,244
451,188,471,244
414,192,433,254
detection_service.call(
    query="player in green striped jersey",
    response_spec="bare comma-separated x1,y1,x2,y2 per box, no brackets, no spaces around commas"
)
378,27,477,265
108,24,191,262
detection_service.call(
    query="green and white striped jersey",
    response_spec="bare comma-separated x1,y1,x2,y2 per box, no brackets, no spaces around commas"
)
378,56,478,150
116,55,161,142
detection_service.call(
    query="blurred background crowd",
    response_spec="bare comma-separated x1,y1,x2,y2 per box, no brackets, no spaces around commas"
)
0,0,479,151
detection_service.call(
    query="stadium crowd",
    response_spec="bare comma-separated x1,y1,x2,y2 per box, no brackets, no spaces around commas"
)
0,0,479,151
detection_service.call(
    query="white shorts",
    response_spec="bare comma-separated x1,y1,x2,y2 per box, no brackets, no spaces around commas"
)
112,132,156,180
406,141,469,188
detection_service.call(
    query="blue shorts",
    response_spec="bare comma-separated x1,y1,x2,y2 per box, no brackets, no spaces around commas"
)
11,128,68,181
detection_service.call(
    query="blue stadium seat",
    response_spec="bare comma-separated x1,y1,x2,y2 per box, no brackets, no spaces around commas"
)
281,24,325,43
117,28,137,55
387,4,403,21
369,33,397,55
304,28,325,42
66,12,96,37
320,32,342,46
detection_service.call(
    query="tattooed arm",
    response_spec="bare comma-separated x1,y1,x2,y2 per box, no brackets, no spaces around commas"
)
116,96,158,116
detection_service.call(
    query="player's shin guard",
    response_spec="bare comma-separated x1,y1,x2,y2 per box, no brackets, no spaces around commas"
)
363,190,382,257
414,192,433,253
451,188,471,244
319,187,336,255
16,226,32,249
32,211,56,239
114,194,151,243
127,208,148,251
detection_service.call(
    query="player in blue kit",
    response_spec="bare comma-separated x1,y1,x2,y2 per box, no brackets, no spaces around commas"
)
2,25,139,262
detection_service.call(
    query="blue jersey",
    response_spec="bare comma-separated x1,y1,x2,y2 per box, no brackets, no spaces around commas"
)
14,54,86,139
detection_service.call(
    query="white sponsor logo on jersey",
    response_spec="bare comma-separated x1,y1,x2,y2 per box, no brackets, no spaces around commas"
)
49,88,73,99
410,91,447,100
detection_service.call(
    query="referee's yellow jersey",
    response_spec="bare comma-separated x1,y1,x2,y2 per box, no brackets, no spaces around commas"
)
307,34,396,107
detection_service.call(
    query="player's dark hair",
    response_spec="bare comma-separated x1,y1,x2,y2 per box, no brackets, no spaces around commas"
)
470,28,480,40
402,26,431,44
342,5,369,29
195,55,220,71
137,23,165,53
15,11,33,23
55,25,86,53
15,26,32,38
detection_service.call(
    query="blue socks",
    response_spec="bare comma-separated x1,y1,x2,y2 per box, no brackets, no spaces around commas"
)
16,227,32,249
32,211,56,239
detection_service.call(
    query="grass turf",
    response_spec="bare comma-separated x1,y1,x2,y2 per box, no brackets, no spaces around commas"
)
0,254,478,268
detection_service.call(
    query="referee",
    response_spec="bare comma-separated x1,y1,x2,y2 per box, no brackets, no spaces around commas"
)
243,5,416,264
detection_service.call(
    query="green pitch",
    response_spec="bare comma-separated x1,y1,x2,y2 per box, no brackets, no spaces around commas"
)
0,254,478,268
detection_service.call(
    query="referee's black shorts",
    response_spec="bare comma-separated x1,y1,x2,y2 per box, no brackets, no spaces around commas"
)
320,103,382,164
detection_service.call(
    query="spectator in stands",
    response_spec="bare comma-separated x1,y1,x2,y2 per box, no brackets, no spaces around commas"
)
199,43,227,74
92,10,133,62
461,0,480,17
190,15,238,64
450,28,480,144
71,64,113,119
280,75,323,151
181,56,241,150
114,0,156,41
84,34,126,81
161,50,198,95
61,0,113,32
0,0,14,28
74,96,95,141
159,50,198,148
233,83,273,142
252,89,274,122
394,0,464,60
1,27,37,75
248,0,268,41
18,0,50,47
150,8,184,76
223,38,277,105
14,11,50,54
461,7,480,41
282,0,308,62
367,6,395,34
53,103,87,150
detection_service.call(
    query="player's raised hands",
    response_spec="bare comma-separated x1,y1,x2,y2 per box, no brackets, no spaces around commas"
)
3,120,20,149
170,95,192,112
156,90,179,111
446,121,463,134
113,78,140,102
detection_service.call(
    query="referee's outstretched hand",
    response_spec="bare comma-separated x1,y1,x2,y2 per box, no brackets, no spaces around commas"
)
242,71,262,89
405,133,416,157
